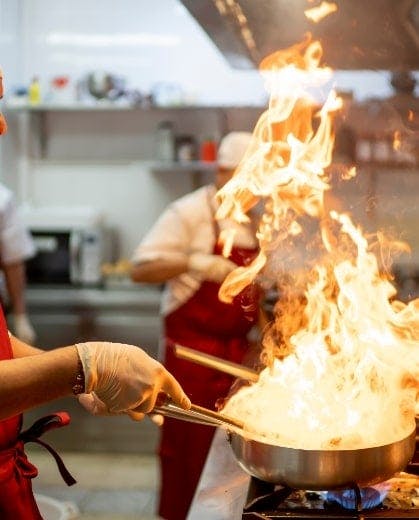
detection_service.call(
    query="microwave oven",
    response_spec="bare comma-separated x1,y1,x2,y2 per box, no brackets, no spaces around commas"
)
23,207,109,286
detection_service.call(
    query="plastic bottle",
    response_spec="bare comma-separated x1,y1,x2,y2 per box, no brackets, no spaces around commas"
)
28,77,41,105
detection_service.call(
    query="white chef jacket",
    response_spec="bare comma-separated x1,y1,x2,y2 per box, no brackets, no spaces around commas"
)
0,184,35,264
131,184,257,316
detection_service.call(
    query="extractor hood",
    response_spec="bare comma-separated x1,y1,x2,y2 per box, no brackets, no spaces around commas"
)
180,0,419,71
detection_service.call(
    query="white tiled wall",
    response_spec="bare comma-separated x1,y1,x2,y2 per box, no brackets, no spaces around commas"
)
17,0,267,106
0,0,418,264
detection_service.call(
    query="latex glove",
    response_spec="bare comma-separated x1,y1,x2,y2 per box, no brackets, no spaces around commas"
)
13,313,37,344
78,392,165,424
76,342,191,418
188,253,237,283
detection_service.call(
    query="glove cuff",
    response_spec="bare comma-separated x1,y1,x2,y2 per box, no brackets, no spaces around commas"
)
72,346,86,395
75,343,95,394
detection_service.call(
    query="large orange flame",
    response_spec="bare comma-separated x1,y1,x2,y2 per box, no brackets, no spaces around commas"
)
218,37,419,449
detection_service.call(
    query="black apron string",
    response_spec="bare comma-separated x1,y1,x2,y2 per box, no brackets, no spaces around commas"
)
18,412,76,486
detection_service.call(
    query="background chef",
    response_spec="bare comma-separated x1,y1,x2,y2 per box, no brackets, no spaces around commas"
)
131,130,262,520
0,182,36,344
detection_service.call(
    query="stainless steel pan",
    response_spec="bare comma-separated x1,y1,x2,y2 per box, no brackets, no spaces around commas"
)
228,428,416,489
154,398,417,490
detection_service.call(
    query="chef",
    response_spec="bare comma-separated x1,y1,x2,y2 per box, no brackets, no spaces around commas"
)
0,67,191,519
131,131,262,520
0,181,37,344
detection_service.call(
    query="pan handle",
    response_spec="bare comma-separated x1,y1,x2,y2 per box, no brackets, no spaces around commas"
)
152,397,244,431
174,344,259,383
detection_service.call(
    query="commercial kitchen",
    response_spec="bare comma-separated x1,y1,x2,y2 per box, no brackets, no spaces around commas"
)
0,0,418,519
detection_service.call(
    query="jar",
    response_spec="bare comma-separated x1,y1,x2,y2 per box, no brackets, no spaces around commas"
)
176,135,196,162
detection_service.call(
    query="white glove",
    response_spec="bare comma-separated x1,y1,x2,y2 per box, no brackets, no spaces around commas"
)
188,253,238,283
76,342,191,419
13,313,37,344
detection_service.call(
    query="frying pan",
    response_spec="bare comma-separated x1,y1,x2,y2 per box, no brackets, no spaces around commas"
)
154,397,417,490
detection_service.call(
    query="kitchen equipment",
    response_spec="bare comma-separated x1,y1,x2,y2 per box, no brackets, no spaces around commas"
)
242,469,419,517
174,343,259,382
153,397,244,430
86,71,125,101
23,207,110,286
180,0,419,71
229,428,416,490
153,398,417,490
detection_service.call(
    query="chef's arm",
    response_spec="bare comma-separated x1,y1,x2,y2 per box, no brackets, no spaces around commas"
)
1,338,190,421
11,334,43,357
0,344,80,420
131,254,238,285
131,258,188,284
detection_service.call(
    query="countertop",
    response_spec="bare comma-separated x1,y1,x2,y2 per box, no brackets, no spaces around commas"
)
26,283,162,310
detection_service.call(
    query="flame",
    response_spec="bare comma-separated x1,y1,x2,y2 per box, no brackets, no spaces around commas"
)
218,37,419,450
305,1,338,23
393,130,401,151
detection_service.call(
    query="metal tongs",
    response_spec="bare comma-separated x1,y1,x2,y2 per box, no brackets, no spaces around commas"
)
153,396,244,431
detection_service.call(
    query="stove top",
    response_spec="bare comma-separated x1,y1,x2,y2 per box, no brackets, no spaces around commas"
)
242,459,419,519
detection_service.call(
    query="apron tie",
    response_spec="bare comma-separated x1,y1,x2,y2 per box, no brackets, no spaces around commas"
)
18,412,76,486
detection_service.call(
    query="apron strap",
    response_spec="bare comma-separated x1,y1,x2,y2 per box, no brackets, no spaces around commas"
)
18,412,76,486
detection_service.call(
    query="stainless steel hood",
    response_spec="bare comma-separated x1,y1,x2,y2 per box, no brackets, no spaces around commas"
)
180,0,419,71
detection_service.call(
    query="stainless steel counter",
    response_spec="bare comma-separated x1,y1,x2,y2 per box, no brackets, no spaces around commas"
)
26,283,162,309
25,284,163,355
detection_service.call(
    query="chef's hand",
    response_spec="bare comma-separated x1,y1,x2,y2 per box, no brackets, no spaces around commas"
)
75,342,191,419
188,253,237,283
13,313,37,345
78,391,165,424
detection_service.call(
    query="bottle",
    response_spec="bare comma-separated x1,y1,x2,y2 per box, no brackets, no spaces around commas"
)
28,76,41,105
155,121,175,162
200,137,217,162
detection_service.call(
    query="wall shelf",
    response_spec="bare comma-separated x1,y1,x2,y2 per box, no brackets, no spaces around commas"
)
5,101,265,113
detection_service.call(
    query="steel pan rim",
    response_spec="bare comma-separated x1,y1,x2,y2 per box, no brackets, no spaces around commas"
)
228,427,416,489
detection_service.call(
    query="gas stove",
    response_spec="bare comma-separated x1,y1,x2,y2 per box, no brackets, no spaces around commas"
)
242,448,419,519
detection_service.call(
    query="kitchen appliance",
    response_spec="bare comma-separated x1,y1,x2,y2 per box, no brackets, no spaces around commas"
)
180,0,419,71
241,462,419,518
23,207,109,286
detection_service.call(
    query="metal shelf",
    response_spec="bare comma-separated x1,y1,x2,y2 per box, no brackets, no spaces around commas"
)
5,101,265,112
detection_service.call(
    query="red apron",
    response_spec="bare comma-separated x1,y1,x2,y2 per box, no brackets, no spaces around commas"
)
158,227,259,520
0,307,75,519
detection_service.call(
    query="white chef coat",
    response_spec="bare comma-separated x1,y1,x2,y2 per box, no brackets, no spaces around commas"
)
0,184,35,264
131,184,257,316
187,427,250,520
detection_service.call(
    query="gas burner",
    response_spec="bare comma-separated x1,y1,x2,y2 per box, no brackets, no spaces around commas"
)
242,473,419,519
326,486,389,510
